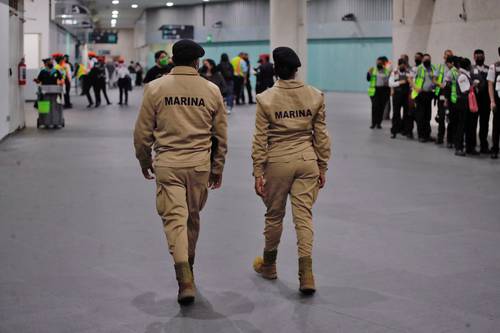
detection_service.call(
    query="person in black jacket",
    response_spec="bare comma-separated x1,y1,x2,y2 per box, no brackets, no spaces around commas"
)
143,50,174,84
199,58,227,96
217,53,234,113
255,54,274,94
90,58,111,107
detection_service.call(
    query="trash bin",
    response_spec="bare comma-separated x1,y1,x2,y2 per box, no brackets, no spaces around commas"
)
37,85,65,129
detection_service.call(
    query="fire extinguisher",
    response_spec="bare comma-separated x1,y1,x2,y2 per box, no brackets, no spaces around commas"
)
18,60,26,86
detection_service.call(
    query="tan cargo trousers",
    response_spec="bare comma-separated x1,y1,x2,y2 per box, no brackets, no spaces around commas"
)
155,164,210,263
262,150,320,258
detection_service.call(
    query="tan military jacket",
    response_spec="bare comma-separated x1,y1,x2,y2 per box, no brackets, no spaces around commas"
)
252,79,331,177
134,66,228,174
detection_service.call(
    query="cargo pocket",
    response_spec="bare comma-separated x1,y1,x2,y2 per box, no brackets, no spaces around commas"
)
156,184,166,218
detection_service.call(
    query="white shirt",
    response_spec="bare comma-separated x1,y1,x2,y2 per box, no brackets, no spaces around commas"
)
117,66,130,79
457,69,471,94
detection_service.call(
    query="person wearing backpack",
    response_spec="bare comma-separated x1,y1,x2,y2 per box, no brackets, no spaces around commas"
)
218,53,234,114
454,57,475,157
487,46,500,159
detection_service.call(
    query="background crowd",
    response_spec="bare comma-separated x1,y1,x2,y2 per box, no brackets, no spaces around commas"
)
367,47,500,159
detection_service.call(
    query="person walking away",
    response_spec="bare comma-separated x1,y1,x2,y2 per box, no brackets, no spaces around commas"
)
134,40,227,305
63,54,73,108
487,46,500,159
472,49,491,154
117,60,131,106
218,53,234,114
389,58,411,138
367,57,390,129
252,47,331,295
412,54,436,142
143,51,174,84
76,62,94,108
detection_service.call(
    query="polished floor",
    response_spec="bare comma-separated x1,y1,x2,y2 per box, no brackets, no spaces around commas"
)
1,87,500,333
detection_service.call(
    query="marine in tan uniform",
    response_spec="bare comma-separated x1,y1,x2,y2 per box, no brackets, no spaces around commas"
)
134,40,228,305
252,47,331,295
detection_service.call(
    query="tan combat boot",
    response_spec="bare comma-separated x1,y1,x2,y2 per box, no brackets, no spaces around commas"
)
188,256,195,281
174,262,196,305
254,250,278,280
298,256,316,295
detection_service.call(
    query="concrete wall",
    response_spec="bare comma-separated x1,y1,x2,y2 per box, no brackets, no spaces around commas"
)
1,1,25,140
92,29,138,62
393,0,500,63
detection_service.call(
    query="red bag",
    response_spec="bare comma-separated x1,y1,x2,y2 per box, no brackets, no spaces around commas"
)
469,87,478,113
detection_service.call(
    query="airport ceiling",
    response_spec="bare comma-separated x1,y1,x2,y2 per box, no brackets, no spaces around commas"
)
81,0,233,29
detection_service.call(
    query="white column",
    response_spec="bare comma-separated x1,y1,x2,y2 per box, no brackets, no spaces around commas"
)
270,0,307,81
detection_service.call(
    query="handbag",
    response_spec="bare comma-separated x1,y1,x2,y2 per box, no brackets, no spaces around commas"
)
468,87,478,113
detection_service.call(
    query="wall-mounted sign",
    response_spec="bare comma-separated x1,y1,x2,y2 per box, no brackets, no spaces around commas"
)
89,31,118,44
159,25,194,40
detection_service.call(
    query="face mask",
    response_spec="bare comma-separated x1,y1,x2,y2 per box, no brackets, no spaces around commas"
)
399,66,406,72
476,57,484,65
159,58,168,67
47,64,54,69
377,64,383,70
415,59,422,66
423,60,431,67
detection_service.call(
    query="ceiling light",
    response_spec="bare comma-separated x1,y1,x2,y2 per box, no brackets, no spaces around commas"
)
112,10,119,15
131,4,138,8
203,0,210,2
112,14,118,18
112,0,119,4
166,2,174,7
111,19,117,24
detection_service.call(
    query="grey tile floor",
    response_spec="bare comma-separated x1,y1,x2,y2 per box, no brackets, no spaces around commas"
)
0,87,499,333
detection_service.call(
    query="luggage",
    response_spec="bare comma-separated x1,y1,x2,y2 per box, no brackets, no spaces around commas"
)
37,85,65,129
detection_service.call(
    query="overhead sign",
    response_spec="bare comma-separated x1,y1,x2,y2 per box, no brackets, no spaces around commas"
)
89,31,118,44
159,25,194,40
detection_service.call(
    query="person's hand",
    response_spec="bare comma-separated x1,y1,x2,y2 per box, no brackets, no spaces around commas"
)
254,176,266,197
491,101,497,112
208,173,223,190
141,166,155,180
399,79,407,85
318,173,326,189
390,90,394,97
444,99,448,108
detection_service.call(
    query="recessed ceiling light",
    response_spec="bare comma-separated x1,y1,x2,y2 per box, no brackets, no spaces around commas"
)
112,10,119,15
131,4,138,8
166,2,174,7
203,0,210,2
111,19,117,24
112,14,118,18
112,0,119,4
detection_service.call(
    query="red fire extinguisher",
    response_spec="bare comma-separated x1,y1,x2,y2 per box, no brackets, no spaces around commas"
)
18,60,26,86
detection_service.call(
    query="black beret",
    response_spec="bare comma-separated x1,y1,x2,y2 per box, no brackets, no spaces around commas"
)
273,47,301,68
172,39,205,62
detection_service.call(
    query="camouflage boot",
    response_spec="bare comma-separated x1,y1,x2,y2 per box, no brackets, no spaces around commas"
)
174,262,196,305
298,256,316,295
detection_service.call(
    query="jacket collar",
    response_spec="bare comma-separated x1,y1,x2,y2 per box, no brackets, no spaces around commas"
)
275,79,304,89
170,66,199,76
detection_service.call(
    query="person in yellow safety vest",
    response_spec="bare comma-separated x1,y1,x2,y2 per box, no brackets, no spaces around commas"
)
53,55,67,86
367,57,390,129
411,53,436,143
441,55,459,149
432,49,454,145
231,52,248,105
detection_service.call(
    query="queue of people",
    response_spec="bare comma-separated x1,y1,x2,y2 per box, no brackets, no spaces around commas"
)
367,47,500,159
